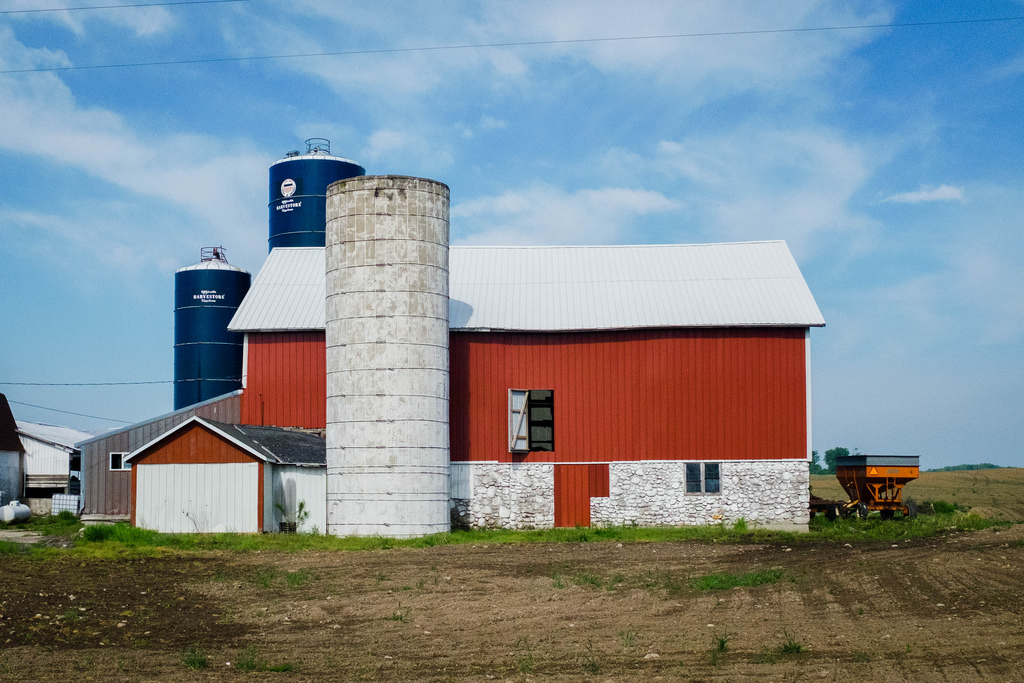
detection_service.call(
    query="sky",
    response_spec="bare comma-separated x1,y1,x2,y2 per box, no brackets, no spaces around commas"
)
1,0,1022,470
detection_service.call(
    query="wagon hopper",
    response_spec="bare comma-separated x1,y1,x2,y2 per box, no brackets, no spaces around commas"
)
835,454,919,519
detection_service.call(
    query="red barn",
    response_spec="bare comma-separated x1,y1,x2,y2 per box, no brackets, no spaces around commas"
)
228,240,823,530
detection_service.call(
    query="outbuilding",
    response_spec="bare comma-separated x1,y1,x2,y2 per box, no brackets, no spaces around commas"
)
126,417,325,533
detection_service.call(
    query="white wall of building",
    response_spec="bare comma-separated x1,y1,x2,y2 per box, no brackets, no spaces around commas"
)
270,465,327,533
135,462,259,533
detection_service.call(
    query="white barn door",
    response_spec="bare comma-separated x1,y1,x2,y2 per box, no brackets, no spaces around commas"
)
135,463,259,533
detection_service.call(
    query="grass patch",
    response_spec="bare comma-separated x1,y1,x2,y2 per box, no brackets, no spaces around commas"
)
618,629,638,648
511,637,536,674
779,631,805,654
385,605,411,622
578,639,601,674
182,645,208,670
690,568,788,591
13,506,1010,561
234,645,294,672
0,540,26,555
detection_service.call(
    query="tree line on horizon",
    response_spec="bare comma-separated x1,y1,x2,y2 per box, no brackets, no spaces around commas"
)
810,448,1003,474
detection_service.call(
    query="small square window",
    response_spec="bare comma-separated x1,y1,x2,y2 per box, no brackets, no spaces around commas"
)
109,452,131,471
509,389,554,452
685,462,720,494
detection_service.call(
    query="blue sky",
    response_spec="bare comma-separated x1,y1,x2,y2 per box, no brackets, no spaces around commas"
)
1,1,1021,469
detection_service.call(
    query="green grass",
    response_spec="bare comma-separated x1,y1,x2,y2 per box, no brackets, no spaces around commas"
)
2,511,83,538
234,645,294,672
0,540,26,555
779,631,805,654
3,508,1007,561
690,568,788,591
182,645,208,670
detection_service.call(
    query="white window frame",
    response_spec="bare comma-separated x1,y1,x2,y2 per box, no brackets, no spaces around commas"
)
509,389,529,452
109,452,131,471
684,462,720,495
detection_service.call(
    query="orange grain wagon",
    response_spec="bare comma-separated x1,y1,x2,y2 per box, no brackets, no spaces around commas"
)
835,455,919,519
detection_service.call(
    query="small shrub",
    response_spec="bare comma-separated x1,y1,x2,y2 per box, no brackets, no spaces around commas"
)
182,646,208,670
712,632,730,653
779,631,805,654
732,517,748,532
932,500,959,514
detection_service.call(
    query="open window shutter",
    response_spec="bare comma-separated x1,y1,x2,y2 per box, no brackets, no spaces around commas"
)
509,389,529,451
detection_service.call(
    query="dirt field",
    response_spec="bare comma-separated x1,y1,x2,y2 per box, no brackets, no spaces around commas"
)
2,521,1023,681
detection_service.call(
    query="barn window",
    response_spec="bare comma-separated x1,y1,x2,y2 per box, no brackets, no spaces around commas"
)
685,463,720,494
109,452,131,471
509,389,554,452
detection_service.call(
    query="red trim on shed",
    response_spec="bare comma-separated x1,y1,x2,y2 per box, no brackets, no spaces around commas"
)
450,328,808,464
241,332,326,429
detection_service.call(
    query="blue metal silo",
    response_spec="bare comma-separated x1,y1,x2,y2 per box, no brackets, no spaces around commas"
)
173,247,251,410
268,138,365,250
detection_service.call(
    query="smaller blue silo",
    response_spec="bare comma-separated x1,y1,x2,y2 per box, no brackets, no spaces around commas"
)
268,138,365,251
174,247,251,410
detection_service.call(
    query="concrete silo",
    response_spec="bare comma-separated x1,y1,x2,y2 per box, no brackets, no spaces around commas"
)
269,138,365,251
324,176,450,537
173,247,250,409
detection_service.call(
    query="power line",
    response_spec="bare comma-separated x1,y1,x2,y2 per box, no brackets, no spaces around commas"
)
0,378,239,386
8,398,132,424
2,15,1022,75
0,0,251,15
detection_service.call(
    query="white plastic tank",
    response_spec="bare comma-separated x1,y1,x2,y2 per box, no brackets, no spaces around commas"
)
0,501,31,523
325,176,450,538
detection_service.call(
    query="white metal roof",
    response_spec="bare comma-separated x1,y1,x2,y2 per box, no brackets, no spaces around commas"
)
228,248,325,331
450,241,824,330
228,241,824,333
176,258,247,274
16,421,94,451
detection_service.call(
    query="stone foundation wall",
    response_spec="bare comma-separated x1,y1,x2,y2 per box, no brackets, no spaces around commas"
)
451,460,808,531
450,462,554,530
592,460,809,530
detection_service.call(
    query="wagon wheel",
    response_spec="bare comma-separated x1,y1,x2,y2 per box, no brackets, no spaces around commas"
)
826,505,839,522
857,502,869,519
905,499,918,519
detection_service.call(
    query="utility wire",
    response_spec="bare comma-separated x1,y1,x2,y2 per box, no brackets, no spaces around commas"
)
0,378,240,385
0,0,251,15
8,398,133,424
2,15,1022,75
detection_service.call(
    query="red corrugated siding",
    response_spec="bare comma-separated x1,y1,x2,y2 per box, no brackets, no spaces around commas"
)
553,464,610,527
133,424,257,465
242,332,326,428
450,328,807,464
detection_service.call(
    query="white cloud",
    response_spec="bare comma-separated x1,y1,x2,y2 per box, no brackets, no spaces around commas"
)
881,185,966,204
359,128,455,171
648,127,878,256
0,29,266,270
453,183,679,245
227,1,890,109
5,0,174,37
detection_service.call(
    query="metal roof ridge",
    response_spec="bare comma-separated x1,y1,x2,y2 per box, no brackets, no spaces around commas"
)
450,240,786,250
